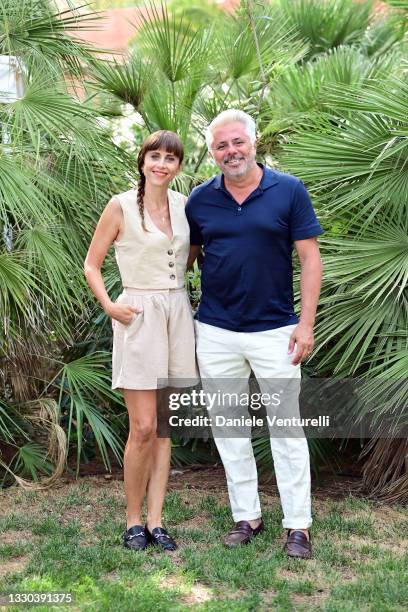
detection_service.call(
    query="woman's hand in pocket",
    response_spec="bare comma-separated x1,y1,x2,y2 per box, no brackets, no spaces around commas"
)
107,302,143,327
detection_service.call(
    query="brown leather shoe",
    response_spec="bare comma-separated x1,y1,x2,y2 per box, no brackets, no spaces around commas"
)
284,530,312,559
223,519,264,548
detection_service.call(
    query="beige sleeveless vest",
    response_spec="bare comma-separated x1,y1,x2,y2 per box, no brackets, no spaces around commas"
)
114,188,190,289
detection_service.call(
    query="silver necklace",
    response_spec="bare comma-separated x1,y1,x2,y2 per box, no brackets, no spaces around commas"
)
146,199,169,223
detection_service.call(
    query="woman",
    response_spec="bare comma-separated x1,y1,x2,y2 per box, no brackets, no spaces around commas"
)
84,131,198,551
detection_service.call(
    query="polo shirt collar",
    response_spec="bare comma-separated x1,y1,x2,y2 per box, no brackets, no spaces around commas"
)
213,163,279,192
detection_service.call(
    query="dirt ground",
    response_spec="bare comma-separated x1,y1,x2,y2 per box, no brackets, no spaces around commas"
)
0,463,365,525
64,462,364,501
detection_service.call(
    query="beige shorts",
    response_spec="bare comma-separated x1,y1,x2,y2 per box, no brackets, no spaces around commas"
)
112,287,199,390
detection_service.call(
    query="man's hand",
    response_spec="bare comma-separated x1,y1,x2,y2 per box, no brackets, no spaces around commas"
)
288,322,314,366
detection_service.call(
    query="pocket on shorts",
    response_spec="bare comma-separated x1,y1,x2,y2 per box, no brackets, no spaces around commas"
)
112,295,144,336
113,315,142,336
122,310,144,340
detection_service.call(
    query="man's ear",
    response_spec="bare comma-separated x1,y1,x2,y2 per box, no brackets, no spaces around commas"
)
208,150,215,163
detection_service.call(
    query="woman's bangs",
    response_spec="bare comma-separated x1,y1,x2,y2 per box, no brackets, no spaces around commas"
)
146,131,184,162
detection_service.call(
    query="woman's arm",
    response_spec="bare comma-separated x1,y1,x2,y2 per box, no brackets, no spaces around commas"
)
84,198,139,325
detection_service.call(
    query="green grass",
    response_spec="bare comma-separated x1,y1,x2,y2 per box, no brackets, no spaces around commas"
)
0,480,407,611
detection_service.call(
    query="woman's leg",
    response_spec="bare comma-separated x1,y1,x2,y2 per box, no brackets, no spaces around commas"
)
145,438,171,529
145,387,172,529
123,388,157,529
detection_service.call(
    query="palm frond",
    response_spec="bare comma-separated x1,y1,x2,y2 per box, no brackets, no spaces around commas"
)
170,438,217,467
4,76,99,150
360,14,407,57
140,81,195,139
360,438,408,503
323,77,408,122
48,352,124,473
8,442,54,481
214,6,306,82
0,399,26,443
313,288,407,375
382,0,408,9
89,51,155,111
321,224,408,304
136,1,212,84
0,250,47,326
264,47,368,131
0,152,56,225
281,113,408,224
351,360,408,437
15,225,88,317
278,0,373,58
269,46,402,118
0,0,104,79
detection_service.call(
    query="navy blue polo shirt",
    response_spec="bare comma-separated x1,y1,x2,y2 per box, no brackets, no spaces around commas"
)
185,164,324,332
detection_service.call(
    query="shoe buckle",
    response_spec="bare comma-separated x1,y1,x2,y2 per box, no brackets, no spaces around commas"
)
127,531,144,539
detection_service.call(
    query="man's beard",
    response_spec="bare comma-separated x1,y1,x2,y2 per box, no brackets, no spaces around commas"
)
220,152,256,179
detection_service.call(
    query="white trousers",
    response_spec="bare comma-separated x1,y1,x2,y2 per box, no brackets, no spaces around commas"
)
195,321,312,529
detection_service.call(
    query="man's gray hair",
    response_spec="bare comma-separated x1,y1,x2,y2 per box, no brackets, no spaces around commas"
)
205,109,256,149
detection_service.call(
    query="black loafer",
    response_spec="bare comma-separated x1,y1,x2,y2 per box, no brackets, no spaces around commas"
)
123,524,149,550
146,525,178,551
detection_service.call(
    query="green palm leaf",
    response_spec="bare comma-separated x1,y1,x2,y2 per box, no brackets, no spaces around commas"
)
5,76,100,150
282,70,407,384
8,442,54,481
15,225,89,317
0,0,104,78
281,114,408,224
0,250,47,325
338,350,408,447
0,152,56,225
265,46,399,124
323,77,408,121
0,399,27,443
321,224,408,304
214,6,306,82
383,0,408,9
313,288,406,374
136,1,212,84
89,51,155,110
141,80,197,139
278,0,373,58
47,352,124,473
360,15,407,57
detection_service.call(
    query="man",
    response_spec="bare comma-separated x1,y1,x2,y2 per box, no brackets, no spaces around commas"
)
186,109,323,559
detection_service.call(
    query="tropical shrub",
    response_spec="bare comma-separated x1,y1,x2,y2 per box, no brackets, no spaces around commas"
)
1,0,406,499
0,0,130,484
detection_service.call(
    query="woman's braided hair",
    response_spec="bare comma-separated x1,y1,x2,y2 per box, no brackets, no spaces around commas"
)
136,130,184,231
136,172,147,231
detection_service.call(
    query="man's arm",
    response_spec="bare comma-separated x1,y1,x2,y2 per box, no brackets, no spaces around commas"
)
187,245,202,270
288,237,323,365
